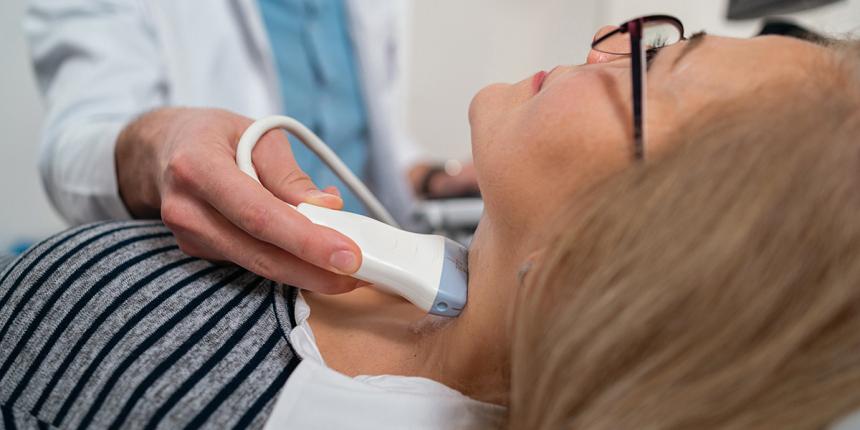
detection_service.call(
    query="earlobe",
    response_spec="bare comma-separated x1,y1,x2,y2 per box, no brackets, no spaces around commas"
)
517,249,546,287
516,261,533,286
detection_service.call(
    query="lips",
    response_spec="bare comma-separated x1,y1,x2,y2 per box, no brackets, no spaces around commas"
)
532,70,548,94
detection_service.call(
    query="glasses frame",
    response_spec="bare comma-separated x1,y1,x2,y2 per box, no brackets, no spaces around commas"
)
591,15,685,161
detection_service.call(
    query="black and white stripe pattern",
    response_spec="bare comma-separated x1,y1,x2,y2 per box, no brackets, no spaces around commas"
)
0,221,301,429
0,254,15,274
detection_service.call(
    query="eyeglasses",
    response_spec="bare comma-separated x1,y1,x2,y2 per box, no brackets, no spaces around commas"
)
591,15,685,161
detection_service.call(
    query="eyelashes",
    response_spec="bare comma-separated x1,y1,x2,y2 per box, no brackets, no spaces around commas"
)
649,35,671,50
644,31,707,69
645,37,669,69
645,48,661,69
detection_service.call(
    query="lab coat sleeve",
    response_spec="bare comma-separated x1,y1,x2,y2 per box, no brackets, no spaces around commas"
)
25,0,167,224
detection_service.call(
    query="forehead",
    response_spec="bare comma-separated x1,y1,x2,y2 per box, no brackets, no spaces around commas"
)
656,34,825,76
645,34,830,116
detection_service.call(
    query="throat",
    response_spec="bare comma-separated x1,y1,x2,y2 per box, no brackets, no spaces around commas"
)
302,287,449,377
302,281,509,407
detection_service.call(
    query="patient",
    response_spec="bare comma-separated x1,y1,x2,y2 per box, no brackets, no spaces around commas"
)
1,19,859,429
508,40,860,429
498,32,860,430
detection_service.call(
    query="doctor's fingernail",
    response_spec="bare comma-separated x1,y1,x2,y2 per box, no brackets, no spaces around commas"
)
330,250,359,274
321,186,342,197
305,190,343,206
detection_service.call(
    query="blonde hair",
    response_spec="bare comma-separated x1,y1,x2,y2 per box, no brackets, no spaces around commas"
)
509,40,860,430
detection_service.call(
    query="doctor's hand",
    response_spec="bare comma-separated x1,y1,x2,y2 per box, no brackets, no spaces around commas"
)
115,107,364,294
409,162,480,200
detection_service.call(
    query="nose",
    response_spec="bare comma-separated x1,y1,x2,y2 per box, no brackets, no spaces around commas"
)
592,25,618,42
587,25,627,65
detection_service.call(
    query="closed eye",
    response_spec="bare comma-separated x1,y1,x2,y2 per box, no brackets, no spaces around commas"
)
646,48,662,70
647,31,707,70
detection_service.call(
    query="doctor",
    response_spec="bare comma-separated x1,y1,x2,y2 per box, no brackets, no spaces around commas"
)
26,0,477,293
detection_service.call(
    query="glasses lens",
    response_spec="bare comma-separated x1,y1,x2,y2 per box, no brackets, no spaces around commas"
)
593,20,682,55
642,21,683,50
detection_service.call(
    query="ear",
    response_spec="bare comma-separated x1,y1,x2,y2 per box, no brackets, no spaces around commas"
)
517,249,547,286
507,248,548,336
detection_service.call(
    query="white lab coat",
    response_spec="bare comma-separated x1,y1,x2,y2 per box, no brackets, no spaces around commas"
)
25,0,421,227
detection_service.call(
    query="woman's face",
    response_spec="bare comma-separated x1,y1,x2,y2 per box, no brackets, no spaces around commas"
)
468,32,826,239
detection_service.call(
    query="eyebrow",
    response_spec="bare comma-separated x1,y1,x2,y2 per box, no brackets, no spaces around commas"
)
672,31,708,68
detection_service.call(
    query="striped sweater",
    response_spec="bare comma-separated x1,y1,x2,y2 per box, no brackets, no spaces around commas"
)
0,221,301,429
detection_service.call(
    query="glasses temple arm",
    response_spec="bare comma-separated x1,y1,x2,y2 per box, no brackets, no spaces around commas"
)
629,21,647,161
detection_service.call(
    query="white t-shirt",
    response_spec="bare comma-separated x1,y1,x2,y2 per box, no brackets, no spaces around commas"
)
263,292,507,429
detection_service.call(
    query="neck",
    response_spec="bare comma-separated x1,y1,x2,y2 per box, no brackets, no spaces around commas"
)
304,222,520,407
410,231,517,406
412,310,510,405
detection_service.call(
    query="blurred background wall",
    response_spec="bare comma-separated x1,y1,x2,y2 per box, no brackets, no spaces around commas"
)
0,0,64,253
1,0,859,251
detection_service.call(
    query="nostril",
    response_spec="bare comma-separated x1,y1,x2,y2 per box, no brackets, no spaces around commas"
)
587,50,622,65
586,49,601,65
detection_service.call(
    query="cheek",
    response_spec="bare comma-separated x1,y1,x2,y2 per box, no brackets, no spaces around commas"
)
510,77,630,189
469,71,633,231
536,71,631,147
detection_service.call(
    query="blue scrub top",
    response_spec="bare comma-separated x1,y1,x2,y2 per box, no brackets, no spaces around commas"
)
258,0,369,214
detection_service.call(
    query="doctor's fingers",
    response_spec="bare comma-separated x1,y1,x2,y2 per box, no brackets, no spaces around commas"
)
164,197,363,294
253,130,344,209
163,153,362,276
